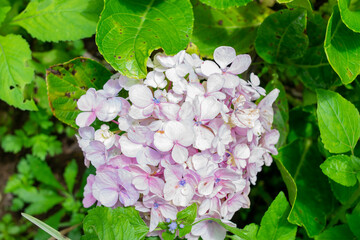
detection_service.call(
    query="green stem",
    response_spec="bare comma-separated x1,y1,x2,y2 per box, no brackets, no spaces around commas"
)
327,184,360,228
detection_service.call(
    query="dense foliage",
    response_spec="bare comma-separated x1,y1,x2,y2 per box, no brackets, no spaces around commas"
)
1,0,360,239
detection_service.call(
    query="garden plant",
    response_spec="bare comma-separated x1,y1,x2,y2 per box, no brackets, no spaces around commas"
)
0,0,360,239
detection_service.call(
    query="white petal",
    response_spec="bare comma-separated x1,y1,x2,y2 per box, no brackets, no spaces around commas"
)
172,144,188,163
154,131,174,152
76,112,96,127
119,135,143,157
99,189,118,207
207,74,224,93
234,144,251,159
194,125,214,151
198,178,215,196
201,61,222,77
129,85,153,108
200,97,221,121
214,46,236,69
227,54,251,75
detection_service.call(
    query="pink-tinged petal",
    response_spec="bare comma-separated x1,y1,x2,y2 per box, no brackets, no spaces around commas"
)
96,98,122,122
234,144,251,159
164,181,177,201
172,144,188,163
83,175,96,208
129,85,153,108
207,74,224,93
76,112,96,127
119,186,139,207
164,165,183,181
227,54,251,74
118,98,130,116
250,72,260,86
150,208,162,232
149,177,165,196
154,131,173,152
215,168,240,180
194,126,214,151
79,126,95,139
258,88,280,110
132,175,148,191
198,199,211,215
102,79,122,97
214,46,236,69
77,88,96,111
128,105,148,119
99,188,118,207
137,147,161,166
85,141,107,168
223,74,240,89
200,97,221,121
198,177,215,196
202,221,227,240
191,220,207,236
119,135,143,157
160,103,180,120
159,204,177,219
201,60,222,77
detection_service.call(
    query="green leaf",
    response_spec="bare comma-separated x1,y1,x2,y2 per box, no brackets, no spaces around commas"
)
329,180,359,204
161,231,176,240
46,57,112,128
191,1,272,58
293,13,341,89
274,139,334,237
257,192,297,240
0,0,11,25
314,224,355,240
339,0,360,32
286,0,313,12
96,0,193,79
0,34,37,110
28,155,64,191
255,9,309,64
177,203,197,225
64,159,78,193
324,6,360,84
82,207,140,240
34,210,66,240
265,79,289,147
241,223,259,239
22,213,69,240
1,134,23,153
346,202,360,238
23,189,65,215
113,207,149,239
177,203,197,237
11,0,103,42
321,155,360,187
317,89,360,154
31,135,62,160
198,0,251,9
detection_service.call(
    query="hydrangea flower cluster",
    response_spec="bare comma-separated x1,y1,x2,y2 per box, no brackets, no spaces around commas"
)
77,46,279,240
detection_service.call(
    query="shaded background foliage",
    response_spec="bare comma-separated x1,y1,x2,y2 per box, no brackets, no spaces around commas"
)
0,0,360,239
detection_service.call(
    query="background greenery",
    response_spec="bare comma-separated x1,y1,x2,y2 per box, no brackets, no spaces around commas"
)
0,0,360,239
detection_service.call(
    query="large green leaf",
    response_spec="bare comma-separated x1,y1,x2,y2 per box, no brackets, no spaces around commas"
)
330,180,359,204
265,79,289,147
46,57,112,128
0,34,37,110
82,207,148,240
339,0,360,32
0,0,11,25
198,0,251,9
64,159,78,193
347,202,360,238
11,0,103,42
96,0,193,79
255,9,309,64
274,139,334,237
314,224,355,240
294,14,341,89
317,89,360,154
321,155,360,187
191,1,272,57
324,6,360,84
257,192,297,240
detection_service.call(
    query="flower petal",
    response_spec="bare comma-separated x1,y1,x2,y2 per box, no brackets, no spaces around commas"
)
214,46,236,69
